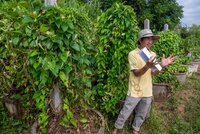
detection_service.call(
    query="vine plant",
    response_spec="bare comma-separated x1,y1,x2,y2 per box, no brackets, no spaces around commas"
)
0,1,94,133
95,3,139,116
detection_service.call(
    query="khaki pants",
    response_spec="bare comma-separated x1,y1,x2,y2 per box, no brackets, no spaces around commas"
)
115,96,152,132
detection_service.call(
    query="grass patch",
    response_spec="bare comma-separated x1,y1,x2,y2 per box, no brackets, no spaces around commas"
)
140,107,167,134
167,74,200,134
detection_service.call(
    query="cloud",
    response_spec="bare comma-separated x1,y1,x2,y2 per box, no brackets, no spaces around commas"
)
177,0,200,26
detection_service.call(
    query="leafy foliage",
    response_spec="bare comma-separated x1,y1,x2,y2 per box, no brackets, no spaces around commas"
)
123,0,153,29
0,1,95,133
58,0,102,20
167,60,188,73
95,3,139,115
152,30,181,58
153,71,178,87
183,25,200,59
148,0,183,31
98,0,122,11
121,0,183,31
152,31,182,85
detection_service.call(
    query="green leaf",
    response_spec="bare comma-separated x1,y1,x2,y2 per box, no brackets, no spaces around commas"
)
85,79,92,88
30,50,38,57
60,52,67,62
59,71,66,82
46,42,52,49
63,38,69,45
86,69,93,75
64,98,69,106
67,20,74,30
12,36,19,45
25,27,32,36
22,16,33,24
40,24,48,32
33,62,40,69
63,104,69,110
80,118,88,123
83,58,90,65
40,71,48,85
61,23,68,32
55,19,61,28
5,66,12,71
59,45,65,52
71,43,80,51
67,111,73,119
70,118,77,128
48,61,59,76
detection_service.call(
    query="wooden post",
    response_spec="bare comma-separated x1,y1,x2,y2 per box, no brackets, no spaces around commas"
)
144,19,150,29
45,0,57,6
164,24,169,31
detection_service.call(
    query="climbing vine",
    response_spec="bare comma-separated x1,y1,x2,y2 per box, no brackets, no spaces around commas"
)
95,3,139,115
0,1,95,133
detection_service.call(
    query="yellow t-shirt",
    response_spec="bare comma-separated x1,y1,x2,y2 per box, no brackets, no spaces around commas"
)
127,48,156,97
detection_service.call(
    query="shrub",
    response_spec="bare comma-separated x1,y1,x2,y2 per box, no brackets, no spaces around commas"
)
152,30,181,59
95,3,139,116
152,30,183,85
0,1,95,132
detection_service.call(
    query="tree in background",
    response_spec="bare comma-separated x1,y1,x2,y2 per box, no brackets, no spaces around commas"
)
148,0,183,31
97,0,183,31
176,26,191,39
97,0,122,11
124,0,153,29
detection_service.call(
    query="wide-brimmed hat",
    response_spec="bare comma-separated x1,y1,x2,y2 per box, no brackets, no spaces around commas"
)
137,29,160,44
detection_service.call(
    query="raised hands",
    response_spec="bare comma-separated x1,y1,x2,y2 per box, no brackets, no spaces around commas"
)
161,54,176,67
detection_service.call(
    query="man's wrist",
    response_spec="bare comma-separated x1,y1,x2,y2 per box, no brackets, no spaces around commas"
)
161,63,165,68
144,64,150,69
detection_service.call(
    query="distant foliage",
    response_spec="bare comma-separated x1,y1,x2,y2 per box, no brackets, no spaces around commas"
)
58,0,102,20
120,0,183,31
184,26,200,59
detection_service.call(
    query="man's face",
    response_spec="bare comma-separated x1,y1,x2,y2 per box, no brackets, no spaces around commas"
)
140,37,153,49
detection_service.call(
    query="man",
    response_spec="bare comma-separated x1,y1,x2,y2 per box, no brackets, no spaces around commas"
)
112,29,175,134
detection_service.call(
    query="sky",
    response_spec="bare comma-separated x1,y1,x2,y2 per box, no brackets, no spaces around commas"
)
176,0,200,27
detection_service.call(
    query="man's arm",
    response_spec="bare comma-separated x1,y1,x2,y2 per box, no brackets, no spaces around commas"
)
133,64,150,76
151,69,160,76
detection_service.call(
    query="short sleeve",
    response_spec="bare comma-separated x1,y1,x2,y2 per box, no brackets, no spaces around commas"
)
128,52,139,70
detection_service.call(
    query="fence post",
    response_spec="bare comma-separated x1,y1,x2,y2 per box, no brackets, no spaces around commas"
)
45,0,57,6
144,19,150,29
164,24,169,31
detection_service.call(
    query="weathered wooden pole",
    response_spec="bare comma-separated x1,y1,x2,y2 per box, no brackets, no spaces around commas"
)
164,24,169,31
144,19,150,29
45,0,57,6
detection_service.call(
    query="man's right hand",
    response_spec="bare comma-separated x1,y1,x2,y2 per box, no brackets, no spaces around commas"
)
146,56,157,68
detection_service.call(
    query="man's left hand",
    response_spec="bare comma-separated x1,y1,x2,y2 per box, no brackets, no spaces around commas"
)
161,54,176,67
